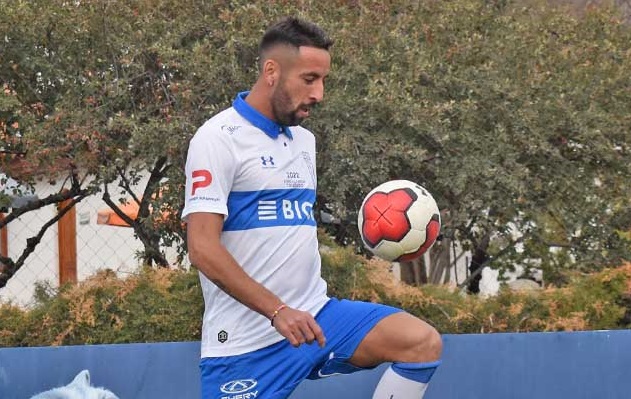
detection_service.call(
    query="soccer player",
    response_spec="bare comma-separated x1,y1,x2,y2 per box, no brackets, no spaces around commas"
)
183,17,442,399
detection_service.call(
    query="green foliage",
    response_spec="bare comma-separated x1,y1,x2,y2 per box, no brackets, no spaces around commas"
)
311,0,631,274
1,246,629,347
1,0,630,278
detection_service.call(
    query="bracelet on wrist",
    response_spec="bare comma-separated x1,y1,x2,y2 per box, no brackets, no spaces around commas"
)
270,304,287,326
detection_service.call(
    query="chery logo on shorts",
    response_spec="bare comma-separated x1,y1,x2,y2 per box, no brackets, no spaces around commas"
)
191,169,212,195
220,379,258,398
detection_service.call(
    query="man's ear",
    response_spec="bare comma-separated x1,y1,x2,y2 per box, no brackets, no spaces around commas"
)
262,58,280,87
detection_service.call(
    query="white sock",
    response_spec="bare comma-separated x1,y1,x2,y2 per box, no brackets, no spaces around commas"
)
372,362,440,399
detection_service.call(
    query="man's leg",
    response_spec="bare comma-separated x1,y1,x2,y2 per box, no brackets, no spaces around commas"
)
349,312,442,398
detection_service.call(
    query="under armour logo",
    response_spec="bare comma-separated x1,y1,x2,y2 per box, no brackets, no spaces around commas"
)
261,156,274,166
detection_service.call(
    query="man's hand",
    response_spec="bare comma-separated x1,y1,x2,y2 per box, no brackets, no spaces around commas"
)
272,306,326,348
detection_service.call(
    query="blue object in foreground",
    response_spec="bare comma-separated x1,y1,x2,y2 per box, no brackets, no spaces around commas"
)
0,330,630,399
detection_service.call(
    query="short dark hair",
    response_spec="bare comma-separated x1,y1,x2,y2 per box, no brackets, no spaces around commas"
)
259,17,333,56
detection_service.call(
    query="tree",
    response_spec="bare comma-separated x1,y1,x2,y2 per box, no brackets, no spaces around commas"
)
1,0,629,289
310,0,631,284
1,18,98,288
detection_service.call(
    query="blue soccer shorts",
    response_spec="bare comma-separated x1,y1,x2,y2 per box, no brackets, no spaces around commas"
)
200,298,401,399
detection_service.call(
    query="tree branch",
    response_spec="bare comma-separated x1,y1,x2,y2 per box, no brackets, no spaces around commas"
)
102,177,169,267
457,235,527,290
0,184,93,229
0,193,89,288
115,165,142,205
138,156,170,219
102,183,137,228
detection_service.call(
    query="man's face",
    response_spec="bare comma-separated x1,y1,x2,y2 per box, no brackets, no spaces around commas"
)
270,46,331,126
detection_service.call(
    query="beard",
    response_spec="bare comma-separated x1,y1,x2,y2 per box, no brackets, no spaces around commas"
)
270,82,308,126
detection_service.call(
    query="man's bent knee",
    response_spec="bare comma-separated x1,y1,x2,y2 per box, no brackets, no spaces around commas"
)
409,324,442,362
388,314,442,363
351,312,442,366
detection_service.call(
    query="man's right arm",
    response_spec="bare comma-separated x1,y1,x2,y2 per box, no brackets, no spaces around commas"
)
186,211,325,348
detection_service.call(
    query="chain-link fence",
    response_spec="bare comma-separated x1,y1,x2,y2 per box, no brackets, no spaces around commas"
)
0,181,185,308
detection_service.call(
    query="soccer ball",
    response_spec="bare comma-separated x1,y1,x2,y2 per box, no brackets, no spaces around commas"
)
358,180,441,262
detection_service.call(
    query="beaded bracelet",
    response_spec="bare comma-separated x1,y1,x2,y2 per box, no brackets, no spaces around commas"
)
270,304,288,326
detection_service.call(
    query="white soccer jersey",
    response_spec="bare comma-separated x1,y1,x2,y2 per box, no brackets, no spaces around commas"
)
182,92,329,358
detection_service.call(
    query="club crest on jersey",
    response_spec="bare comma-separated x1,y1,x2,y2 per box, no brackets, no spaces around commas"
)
260,155,276,168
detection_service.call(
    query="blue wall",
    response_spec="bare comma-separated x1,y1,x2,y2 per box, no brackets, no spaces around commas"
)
1,330,630,399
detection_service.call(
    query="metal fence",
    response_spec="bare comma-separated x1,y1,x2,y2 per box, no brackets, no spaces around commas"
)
0,181,185,308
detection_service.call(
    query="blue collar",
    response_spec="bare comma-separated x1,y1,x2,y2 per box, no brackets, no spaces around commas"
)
233,91,293,140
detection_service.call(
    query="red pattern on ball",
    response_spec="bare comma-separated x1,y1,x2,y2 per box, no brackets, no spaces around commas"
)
361,188,416,247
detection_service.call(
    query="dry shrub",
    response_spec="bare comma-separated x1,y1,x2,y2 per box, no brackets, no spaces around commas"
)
0,267,202,347
1,257,629,347
326,254,631,334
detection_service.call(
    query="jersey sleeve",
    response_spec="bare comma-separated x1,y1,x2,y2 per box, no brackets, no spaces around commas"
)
182,126,238,220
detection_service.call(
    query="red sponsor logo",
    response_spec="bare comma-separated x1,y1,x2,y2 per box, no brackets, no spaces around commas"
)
191,169,212,195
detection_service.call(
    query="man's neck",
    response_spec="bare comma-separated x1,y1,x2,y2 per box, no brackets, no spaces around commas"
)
244,82,275,122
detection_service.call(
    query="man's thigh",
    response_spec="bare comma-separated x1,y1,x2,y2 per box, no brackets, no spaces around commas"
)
306,298,402,379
